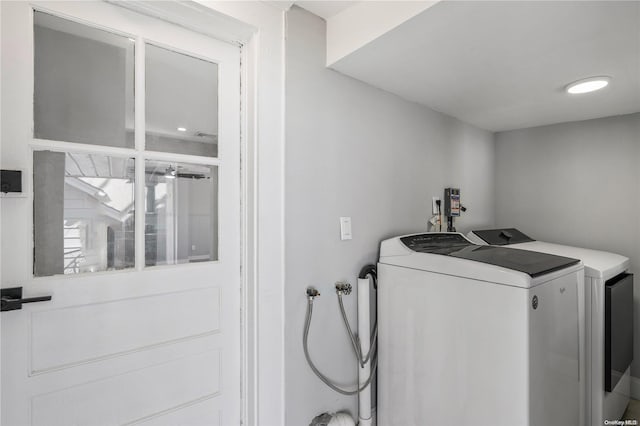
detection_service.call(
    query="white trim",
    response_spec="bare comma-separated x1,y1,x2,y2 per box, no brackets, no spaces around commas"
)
105,0,254,46
30,139,136,157
137,151,221,167
134,37,145,152
279,10,287,424
240,37,258,426
193,3,286,425
134,154,145,271
29,139,222,167
32,3,137,40
143,37,227,66
134,35,145,271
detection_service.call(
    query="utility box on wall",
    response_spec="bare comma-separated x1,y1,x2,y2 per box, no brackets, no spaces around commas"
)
0,169,25,197
444,187,460,217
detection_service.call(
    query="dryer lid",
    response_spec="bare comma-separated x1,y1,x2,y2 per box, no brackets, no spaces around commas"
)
400,233,580,278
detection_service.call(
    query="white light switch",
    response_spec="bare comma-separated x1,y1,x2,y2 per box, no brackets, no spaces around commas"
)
340,217,352,240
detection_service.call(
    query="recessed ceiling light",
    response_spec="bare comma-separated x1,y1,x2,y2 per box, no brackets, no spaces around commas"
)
565,76,611,94
177,127,187,132
128,38,135,42
96,190,107,197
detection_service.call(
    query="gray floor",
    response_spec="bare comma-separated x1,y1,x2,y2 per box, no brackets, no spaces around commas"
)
623,399,640,421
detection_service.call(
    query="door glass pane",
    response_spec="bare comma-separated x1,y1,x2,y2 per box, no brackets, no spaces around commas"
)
144,161,218,266
145,44,219,157
34,12,134,148
33,151,135,276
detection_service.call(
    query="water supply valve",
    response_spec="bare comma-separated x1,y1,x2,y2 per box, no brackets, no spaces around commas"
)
335,281,352,295
306,287,320,300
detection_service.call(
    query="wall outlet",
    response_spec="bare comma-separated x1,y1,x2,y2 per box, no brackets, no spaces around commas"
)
432,196,441,215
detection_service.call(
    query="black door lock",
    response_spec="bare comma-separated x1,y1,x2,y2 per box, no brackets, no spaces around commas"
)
1,287,52,312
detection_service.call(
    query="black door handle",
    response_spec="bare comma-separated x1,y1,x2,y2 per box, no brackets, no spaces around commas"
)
1,287,52,312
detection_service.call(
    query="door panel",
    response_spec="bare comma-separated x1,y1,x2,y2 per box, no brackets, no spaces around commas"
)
30,286,220,373
1,2,241,425
32,350,221,426
134,397,222,426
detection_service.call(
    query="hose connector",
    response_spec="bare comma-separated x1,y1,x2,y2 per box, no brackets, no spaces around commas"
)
335,281,352,295
306,287,320,300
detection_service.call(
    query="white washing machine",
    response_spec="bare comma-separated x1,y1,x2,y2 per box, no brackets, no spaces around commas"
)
378,233,584,426
467,228,633,426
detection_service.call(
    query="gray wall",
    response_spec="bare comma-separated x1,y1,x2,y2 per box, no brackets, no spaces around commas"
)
495,113,640,376
285,7,495,425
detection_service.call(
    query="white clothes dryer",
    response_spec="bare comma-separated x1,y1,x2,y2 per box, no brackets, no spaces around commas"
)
467,228,633,426
378,232,584,426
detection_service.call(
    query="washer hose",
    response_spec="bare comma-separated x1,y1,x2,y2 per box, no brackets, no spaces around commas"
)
304,297,378,395
303,275,378,396
338,294,378,367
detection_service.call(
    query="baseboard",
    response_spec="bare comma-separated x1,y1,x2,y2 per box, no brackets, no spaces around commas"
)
631,376,640,400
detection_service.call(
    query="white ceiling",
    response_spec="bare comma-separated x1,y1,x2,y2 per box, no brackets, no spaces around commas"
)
331,1,640,132
296,1,359,20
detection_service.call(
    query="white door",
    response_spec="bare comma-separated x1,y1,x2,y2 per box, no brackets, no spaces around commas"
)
1,2,241,425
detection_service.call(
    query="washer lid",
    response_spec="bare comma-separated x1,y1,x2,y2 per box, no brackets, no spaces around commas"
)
400,233,580,278
470,228,535,245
